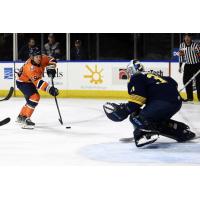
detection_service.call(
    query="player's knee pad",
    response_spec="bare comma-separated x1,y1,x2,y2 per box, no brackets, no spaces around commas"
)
27,93,40,108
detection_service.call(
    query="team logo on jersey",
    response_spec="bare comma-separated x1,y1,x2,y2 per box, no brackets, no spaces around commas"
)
31,76,40,81
84,65,103,84
4,68,13,79
130,86,135,93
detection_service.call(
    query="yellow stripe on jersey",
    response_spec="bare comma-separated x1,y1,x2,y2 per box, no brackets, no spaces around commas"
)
128,94,146,106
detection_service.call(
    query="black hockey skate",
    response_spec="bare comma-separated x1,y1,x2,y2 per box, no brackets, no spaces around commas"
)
130,115,159,147
22,117,35,129
134,128,159,147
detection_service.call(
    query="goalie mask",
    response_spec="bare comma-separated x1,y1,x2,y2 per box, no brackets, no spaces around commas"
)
126,59,144,77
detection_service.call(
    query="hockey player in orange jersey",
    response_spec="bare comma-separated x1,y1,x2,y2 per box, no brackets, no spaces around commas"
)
16,49,59,129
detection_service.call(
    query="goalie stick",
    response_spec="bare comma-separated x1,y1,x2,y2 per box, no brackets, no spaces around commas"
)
0,87,14,101
179,69,200,93
0,117,10,126
119,137,134,143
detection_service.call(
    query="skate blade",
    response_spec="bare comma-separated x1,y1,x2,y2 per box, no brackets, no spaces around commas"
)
21,124,35,129
136,134,159,147
15,121,23,125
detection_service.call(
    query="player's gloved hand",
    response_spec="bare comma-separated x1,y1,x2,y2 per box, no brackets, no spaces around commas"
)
47,68,56,78
49,86,59,96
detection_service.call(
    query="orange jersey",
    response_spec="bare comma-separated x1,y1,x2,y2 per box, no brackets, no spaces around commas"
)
17,55,53,91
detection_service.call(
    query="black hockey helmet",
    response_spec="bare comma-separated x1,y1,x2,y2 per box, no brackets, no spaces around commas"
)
29,48,41,57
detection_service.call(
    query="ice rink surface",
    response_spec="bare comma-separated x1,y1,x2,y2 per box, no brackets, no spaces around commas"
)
0,97,200,166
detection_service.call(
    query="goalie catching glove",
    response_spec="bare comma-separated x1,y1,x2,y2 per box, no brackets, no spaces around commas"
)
103,102,140,122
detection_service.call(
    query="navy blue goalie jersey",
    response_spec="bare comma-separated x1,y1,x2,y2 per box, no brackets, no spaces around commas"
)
127,73,181,107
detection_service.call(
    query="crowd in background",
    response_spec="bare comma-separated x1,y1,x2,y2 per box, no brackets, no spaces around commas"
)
0,33,200,61
0,33,89,61
0,33,200,103
17,33,87,61
18,34,62,61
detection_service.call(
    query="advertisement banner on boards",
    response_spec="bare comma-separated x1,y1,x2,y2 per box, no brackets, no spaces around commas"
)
0,61,182,96
0,63,14,89
67,62,131,91
112,62,169,85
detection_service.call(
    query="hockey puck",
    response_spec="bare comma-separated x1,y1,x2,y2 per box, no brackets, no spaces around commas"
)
66,126,71,129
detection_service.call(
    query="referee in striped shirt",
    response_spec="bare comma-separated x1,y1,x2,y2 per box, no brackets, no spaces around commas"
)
179,33,200,102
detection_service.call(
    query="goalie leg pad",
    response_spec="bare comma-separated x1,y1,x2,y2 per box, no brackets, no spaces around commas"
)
158,119,196,142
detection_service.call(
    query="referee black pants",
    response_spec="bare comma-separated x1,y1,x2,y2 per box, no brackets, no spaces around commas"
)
183,63,200,101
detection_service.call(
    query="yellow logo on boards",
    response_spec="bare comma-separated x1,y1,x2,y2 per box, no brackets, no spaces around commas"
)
84,65,103,84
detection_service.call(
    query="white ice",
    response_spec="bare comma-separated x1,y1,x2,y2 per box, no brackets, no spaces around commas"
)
0,97,200,165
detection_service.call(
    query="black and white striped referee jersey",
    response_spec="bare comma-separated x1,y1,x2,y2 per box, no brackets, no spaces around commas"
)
179,42,200,64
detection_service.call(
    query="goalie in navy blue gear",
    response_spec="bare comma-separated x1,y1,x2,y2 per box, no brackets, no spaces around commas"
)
103,59,196,147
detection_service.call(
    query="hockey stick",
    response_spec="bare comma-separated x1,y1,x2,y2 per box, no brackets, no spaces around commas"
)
0,117,10,126
0,87,14,101
51,77,63,125
119,137,134,143
179,69,200,93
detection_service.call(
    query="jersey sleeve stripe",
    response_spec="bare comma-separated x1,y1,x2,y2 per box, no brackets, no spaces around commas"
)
40,81,48,91
37,79,44,89
128,98,143,105
128,94,146,105
36,79,49,91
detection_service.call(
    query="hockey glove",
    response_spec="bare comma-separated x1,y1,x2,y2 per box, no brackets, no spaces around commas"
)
49,86,59,96
47,68,56,78
49,58,57,64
